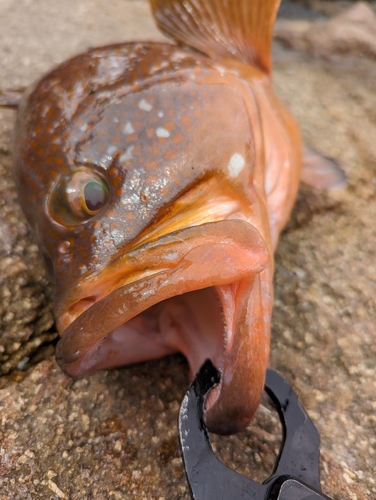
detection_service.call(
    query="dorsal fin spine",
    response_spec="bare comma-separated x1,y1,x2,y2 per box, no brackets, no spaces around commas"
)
149,0,281,74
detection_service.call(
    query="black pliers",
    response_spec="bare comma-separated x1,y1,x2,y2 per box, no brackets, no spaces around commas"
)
178,360,334,499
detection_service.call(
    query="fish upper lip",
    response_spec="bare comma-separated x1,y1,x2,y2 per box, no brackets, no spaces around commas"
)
55,219,269,377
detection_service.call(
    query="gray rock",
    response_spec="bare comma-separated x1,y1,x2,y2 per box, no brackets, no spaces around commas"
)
275,2,376,59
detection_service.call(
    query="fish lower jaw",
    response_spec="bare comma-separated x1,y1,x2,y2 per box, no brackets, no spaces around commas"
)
56,267,170,335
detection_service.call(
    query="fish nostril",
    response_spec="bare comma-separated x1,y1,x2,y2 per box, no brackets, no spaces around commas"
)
68,296,97,318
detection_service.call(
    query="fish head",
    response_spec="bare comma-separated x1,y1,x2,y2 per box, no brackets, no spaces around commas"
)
14,43,273,434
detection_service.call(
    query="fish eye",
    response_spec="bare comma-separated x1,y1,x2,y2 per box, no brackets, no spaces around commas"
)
50,168,110,225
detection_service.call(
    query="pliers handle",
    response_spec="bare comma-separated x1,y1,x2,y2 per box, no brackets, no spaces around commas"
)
178,360,334,499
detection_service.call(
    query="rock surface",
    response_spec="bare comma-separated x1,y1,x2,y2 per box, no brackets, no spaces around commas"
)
0,1,375,498
275,1,376,59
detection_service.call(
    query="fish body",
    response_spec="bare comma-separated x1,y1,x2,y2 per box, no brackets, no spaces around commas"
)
12,0,332,434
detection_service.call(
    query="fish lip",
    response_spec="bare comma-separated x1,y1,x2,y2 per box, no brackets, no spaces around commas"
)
55,219,269,378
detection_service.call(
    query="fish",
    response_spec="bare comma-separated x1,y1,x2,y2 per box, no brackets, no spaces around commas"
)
12,0,345,434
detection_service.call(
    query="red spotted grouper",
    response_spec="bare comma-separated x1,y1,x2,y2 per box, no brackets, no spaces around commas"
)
12,0,344,434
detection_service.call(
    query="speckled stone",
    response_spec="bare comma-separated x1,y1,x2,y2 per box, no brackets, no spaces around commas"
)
0,111,56,378
275,1,376,59
0,1,374,499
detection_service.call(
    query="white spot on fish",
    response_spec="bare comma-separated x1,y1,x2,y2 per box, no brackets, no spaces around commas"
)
150,61,169,73
123,121,134,134
117,303,127,315
214,64,227,76
79,265,87,275
107,145,117,156
171,50,187,62
158,111,164,118
156,127,170,138
138,99,153,111
227,153,245,178
119,146,134,163
164,252,179,261
99,155,113,169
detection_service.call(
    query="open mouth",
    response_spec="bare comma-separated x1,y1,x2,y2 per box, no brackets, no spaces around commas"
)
55,218,271,434
56,219,268,373
73,286,228,378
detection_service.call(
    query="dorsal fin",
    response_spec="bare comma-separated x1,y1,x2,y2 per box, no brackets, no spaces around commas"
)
149,0,281,74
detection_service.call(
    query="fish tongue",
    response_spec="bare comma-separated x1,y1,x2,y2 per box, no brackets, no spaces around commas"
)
203,274,272,435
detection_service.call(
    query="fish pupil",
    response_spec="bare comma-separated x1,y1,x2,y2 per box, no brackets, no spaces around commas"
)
84,181,108,212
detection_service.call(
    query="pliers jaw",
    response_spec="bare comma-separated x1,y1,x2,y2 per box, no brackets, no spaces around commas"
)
178,360,334,500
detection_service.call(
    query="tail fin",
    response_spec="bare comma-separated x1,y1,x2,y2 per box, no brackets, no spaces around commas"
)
149,0,281,74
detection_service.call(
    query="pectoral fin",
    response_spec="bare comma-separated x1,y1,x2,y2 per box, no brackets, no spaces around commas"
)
0,89,24,109
149,0,281,74
301,146,346,190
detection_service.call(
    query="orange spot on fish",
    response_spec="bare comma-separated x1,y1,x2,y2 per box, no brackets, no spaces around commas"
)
164,121,175,131
173,133,185,144
146,160,158,170
148,145,161,156
181,116,192,125
164,150,178,161
148,116,159,125
126,133,138,143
